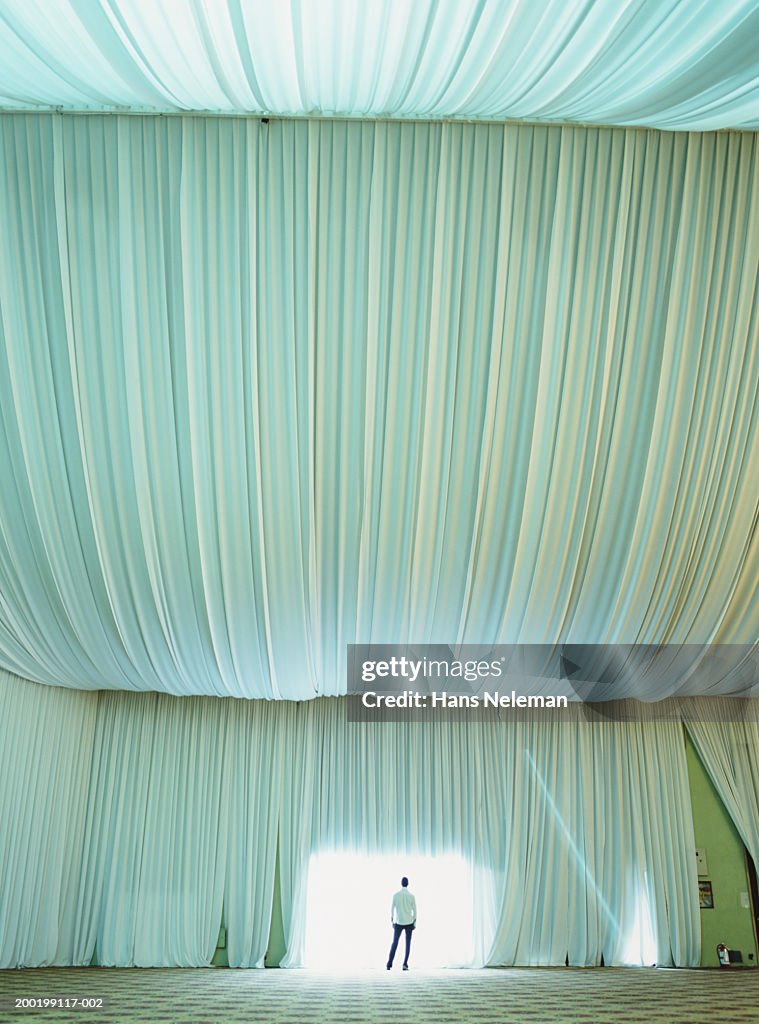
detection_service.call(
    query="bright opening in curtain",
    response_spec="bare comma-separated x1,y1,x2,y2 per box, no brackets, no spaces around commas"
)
621,874,657,966
304,851,475,968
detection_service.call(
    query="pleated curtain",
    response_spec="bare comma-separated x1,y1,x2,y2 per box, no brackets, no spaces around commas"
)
283,700,699,968
0,669,718,969
0,673,98,966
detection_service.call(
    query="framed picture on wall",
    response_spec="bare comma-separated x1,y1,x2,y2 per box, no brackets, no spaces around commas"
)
699,880,714,909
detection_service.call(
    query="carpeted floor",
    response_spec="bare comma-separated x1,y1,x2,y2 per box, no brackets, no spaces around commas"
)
1,967,757,1024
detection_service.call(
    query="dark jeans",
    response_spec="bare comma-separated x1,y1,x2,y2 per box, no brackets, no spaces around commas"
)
387,923,414,967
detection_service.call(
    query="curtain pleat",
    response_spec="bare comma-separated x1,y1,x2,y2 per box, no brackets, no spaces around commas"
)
223,699,285,968
681,698,759,870
0,671,98,966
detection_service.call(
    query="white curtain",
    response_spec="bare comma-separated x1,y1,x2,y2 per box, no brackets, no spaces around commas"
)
72,691,159,964
0,670,97,967
479,709,699,967
681,698,759,870
1,115,757,701
74,693,282,968
0,671,710,968
281,700,700,968
0,1,757,129
0,679,280,969
73,692,229,966
223,699,286,968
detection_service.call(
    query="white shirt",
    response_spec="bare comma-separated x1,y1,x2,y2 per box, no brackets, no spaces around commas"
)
391,887,417,926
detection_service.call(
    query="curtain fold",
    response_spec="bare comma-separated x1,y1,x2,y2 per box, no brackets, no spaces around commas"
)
223,699,285,968
130,694,229,966
72,691,160,965
77,692,230,966
681,698,759,870
0,677,281,969
0,670,98,967
69,689,284,969
1,116,757,701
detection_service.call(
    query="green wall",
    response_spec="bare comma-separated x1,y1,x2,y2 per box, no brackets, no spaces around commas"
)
685,732,757,968
211,925,228,967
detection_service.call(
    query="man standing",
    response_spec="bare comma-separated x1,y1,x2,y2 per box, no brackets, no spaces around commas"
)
386,876,417,970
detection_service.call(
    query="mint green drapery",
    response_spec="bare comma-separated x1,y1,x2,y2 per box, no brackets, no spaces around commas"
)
75,690,284,968
0,670,704,969
75,691,230,966
0,1,757,129
0,115,757,701
0,671,284,968
0,674,98,965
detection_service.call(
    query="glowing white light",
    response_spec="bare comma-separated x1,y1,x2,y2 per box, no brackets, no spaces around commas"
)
304,851,476,968
621,874,657,966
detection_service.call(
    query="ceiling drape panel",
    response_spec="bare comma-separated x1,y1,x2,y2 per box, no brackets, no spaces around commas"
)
0,115,757,700
0,1,757,129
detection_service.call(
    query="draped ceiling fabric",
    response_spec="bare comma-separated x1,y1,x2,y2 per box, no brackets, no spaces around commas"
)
0,670,704,970
0,113,757,699
0,1,758,129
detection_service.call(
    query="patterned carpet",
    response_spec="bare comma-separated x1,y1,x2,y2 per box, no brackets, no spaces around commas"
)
1,967,758,1024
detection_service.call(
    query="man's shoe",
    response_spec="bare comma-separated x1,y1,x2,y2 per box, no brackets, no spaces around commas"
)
386,964,391,970
403,964,408,971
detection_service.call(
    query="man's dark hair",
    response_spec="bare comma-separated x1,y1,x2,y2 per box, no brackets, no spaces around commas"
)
401,877,409,887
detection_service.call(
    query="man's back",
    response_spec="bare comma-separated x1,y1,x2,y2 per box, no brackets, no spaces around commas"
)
391,887,416,926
